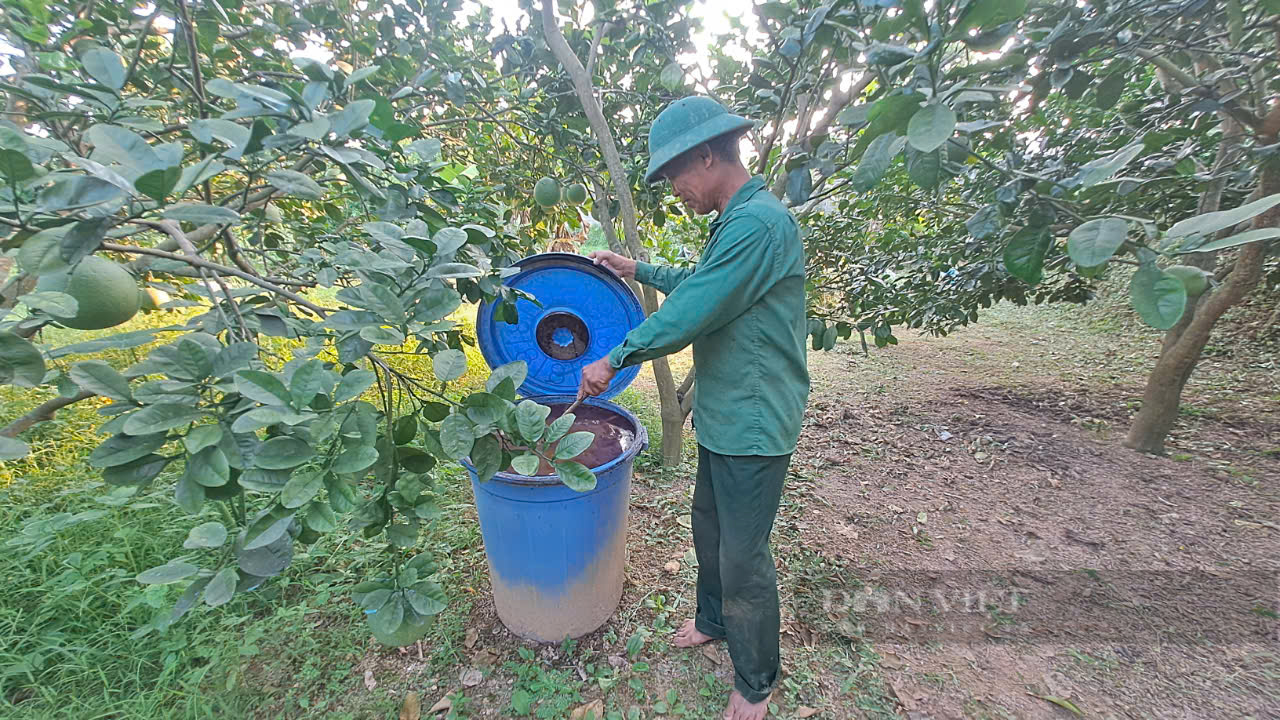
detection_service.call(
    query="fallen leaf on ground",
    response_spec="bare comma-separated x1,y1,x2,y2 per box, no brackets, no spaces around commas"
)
570,698,605,720
363,669,377,691
427,695,452,715
463,628,478,649
663,560,680,574
796,706,819,718
400,691,421,720
700,645,722,664
880,653,905,669
1026,692,1083,717
459,668,482,687
472,648,498,666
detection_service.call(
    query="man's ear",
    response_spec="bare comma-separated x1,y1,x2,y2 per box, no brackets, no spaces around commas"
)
698,143,714,170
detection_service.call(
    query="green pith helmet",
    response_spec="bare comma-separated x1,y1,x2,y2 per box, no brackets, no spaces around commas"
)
645,96,752,183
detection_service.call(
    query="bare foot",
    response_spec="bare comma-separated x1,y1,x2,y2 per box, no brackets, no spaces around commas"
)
672,619,716,648
722,689,769,720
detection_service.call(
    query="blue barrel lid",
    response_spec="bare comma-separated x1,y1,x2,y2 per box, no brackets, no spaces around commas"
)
476,252,645,400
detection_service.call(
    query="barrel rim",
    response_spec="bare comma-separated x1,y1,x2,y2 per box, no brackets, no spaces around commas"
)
462,394,648,487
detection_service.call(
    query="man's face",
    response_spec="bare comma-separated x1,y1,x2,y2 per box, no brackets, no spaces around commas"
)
663,151,714,215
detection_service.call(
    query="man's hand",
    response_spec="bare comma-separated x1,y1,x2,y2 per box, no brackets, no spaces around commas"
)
588,250,637,279
577,357,617,401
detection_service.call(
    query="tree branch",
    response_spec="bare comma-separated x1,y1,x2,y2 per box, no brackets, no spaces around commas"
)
1,391,95,438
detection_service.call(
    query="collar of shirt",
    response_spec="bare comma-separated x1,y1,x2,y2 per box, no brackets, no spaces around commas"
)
709,175,767,235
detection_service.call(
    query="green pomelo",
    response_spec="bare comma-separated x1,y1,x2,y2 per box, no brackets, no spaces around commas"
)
38,255,141,330
1166,265,1209,297
533,176,560,207
565,182,588,205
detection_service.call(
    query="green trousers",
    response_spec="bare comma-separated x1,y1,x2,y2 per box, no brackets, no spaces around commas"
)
691,444,790,704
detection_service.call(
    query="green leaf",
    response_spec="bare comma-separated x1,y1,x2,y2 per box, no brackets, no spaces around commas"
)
328,99,376,138
281,470,324,509
851,134,906,192
439,413,474,461
137,561,199,585
190,118,252,159
387,522,418,548
554,431,594,461
134,166,181,202
485,361,527,393
37,176,125,213
786,168,812,205
0,332,47,388
185,446,230,487
1003,226,1052,285
1177,227,1280,254
174,473,205,513
424,262,482,280
231,406,291,433
359,324,405,345
659,62,685,91
236,370,294,407
18,226,71,275
1165,193,1280,241
21,287,77,320
184,521,228,549
70,360,133,401
512,689,533,716
245,509,296,550
432,227,468,258
303,500,339,533
966,204,1002,240
1130,265,1187,329
123,404,205,435
1095,72,1127,110
289,359,331,408
0,436,30,461
89,432,168,468
556,461,596,492
1067,218,1128,267
203,567,238,607
432,348,467,383
368,593,405,637
103,453,170,486
163,203,242,225
515,400,551,443
421,401,451,422
84,124,158,170
0,148,34,181
183,425,224,455
545,412,575,444
907,103,956,152
255,436,314,470
266,169,324,200
334,369,376,403
511,453,542,476
955,0,1027,34
59,217,110,265
81,48,126,90
906,147,943,190
471,434,502,483
1074,142,1143,189
333,445,378,473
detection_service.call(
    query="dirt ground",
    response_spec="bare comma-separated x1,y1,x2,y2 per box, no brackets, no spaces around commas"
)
354,303,1277,720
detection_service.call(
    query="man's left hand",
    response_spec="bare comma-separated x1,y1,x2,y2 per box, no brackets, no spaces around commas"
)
578,357,617,400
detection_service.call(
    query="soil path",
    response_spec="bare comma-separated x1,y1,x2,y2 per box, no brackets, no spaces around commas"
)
793,306,1278,719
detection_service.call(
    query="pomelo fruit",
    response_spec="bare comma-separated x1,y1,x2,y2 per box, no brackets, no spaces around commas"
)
565,182,588,205
139,287,171,311
37,255,140,330
1166,265,1209,297
533,176,560,207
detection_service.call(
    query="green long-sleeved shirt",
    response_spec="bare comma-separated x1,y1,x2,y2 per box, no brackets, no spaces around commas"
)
607,176,810,456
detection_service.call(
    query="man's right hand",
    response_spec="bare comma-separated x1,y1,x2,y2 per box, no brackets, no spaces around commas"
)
588,250,637,279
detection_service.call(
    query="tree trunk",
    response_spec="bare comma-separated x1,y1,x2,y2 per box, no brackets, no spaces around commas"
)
1124,157,1277,453
540,2,686,466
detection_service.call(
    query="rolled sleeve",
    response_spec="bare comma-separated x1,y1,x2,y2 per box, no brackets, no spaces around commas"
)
607,218,778,369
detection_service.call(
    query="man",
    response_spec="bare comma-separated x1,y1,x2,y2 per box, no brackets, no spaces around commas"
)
576,96,809,720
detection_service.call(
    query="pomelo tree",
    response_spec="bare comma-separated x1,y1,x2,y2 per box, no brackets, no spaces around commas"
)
710,0,1278,453
0,0,612,644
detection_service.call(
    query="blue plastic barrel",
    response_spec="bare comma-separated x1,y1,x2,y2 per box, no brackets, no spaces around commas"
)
463,395,647,642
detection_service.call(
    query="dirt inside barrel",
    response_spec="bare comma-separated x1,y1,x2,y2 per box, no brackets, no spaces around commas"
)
504,403,636,476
